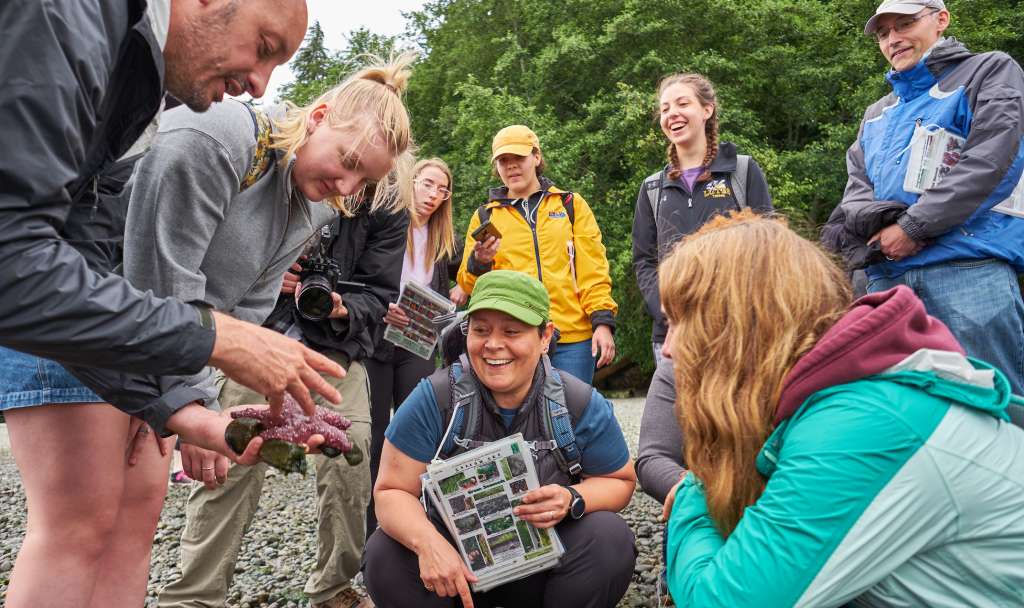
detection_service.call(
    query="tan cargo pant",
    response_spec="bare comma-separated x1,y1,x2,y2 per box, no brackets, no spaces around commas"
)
157,353,372,607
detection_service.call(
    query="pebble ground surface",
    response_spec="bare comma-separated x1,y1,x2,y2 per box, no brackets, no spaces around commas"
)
0,397,669,607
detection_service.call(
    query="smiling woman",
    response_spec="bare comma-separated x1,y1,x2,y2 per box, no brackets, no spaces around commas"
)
366,270,638,608
631,72,773,364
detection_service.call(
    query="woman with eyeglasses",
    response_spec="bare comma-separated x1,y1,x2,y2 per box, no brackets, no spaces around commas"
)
365,157,465,535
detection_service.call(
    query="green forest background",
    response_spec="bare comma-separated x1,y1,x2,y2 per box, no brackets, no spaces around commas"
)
275,0,1022,387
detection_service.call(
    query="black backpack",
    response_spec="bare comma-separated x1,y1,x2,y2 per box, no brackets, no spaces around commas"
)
428,357,591,483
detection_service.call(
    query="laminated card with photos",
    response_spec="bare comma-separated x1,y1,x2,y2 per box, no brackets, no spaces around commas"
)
383,281,456,360
902,124,1024,217
421,433,565,592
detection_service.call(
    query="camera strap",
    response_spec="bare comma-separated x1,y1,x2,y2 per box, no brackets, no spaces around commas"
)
239,102,275,193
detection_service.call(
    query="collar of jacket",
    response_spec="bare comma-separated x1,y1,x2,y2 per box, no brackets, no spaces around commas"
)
486,176,566,206
886,37,973,101
660,142,739,190
132,0,166,85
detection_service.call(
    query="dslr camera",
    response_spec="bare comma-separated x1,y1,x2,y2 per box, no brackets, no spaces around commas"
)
295,238,342,322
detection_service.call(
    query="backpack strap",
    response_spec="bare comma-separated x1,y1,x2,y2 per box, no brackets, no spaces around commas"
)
239,103,274,193
433,355,485,459
475,203,493,227
478,191,575,226
540,357,591,483
559,192,575,225
644,169,665,221
732,154,750,210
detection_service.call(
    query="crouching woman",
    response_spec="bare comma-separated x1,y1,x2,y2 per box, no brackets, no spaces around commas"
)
363,270,637,608
660,211,1024,607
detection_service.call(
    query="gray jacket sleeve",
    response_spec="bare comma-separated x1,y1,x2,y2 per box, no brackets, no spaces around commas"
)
900,54,1024,241
118,114,255,413
0,0,215,375
631,181,664,322
68,118,252,431
636,358,686,503
839,118,880,217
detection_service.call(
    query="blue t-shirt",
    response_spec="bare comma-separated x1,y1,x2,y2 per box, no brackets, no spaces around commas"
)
385,377,630,475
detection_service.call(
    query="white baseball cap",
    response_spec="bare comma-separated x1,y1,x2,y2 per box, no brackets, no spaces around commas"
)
864,0,946,35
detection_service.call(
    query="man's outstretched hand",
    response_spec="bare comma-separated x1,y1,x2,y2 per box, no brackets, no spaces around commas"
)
208,311,344,416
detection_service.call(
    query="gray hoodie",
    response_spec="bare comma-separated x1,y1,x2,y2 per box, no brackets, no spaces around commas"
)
636,358,686,503
119,100,337,413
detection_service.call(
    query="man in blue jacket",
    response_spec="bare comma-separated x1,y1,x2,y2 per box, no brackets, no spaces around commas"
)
836,0,1024,393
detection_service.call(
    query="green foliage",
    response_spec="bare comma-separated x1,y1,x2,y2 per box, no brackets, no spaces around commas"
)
276,22,400,107
285,1,1022,377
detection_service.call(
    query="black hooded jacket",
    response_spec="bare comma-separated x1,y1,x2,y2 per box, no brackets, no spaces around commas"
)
631,142,773,342
264,205,410,363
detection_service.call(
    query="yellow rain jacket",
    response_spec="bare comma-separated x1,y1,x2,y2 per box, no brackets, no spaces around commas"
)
457,179,617,343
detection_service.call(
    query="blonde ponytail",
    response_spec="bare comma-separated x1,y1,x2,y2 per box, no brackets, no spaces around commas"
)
272,50,419,217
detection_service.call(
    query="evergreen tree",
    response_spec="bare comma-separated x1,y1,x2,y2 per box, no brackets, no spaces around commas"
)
277,21,346,106
277,23,402,106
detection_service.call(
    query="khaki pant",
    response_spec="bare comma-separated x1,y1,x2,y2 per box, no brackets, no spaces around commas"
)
157,354,372,607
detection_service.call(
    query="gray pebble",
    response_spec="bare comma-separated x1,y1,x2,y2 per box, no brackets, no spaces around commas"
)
0,398,672,607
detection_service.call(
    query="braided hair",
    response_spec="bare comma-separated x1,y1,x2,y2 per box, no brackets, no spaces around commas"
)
657,73,719,183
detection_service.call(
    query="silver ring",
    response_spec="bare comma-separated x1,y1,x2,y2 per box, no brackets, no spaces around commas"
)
137,426,149,435
425,584,434,591
201,466,215,471
885,255,895,261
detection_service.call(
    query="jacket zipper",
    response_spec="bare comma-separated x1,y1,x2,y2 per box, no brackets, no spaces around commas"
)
507,196,546,282
528,197,544,282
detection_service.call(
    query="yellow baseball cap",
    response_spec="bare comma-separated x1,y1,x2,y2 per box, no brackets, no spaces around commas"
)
491,125,540,162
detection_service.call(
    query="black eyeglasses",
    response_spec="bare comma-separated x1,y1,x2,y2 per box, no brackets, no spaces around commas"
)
873,9,940,42
415,179,451,200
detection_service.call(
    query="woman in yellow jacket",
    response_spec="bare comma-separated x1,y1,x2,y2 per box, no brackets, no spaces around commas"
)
457,124,617,382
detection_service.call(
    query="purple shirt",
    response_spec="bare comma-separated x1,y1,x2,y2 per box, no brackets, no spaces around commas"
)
680,166,703,192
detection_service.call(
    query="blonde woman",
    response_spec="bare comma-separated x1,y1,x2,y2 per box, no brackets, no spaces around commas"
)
106,54,417,608
366,157,465,534
660,211,1024,606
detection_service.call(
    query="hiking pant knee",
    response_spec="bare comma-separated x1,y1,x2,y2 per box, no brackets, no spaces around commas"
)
363,510,636,608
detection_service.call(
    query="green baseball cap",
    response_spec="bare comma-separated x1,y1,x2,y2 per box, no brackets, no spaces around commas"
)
467,270,550,326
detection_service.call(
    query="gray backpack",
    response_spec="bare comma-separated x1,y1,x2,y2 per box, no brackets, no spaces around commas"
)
643,154,750,219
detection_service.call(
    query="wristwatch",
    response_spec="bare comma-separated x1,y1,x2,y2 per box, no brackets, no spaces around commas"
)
564,485,586,520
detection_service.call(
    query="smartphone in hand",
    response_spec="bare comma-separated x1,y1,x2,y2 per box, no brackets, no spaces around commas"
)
471,220,502,242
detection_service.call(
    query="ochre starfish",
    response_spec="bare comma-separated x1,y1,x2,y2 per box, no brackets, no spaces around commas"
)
225,395,363,474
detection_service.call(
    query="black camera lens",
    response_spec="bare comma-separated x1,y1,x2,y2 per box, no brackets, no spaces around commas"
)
296,274,334,320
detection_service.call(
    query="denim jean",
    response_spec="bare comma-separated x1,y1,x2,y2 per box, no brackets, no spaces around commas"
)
0,346,101,409
868,258,1024,394
551,339,595,384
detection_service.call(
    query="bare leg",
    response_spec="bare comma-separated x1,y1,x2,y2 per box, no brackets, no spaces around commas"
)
5,403,131,608
89,431,174,606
